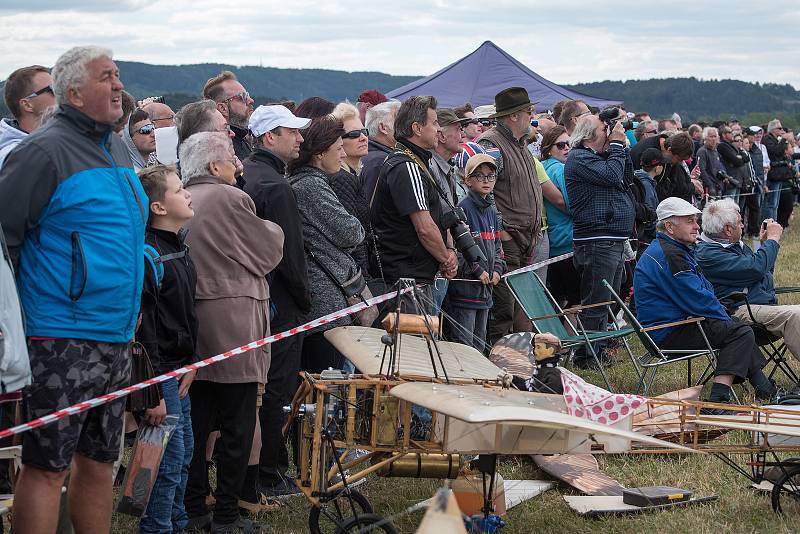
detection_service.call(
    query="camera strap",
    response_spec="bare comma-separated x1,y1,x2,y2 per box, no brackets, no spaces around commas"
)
396,144,458,212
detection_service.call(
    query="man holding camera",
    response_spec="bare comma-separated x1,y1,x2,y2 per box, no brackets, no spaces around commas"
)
370,96,457,309
477,87,543,344
565,110,635,368
696,127,731,196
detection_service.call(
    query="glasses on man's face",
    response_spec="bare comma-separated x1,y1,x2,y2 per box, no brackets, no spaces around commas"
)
224,91,250,104
479,120,494,127
465,119,480,126
135,123,155,135
150,114,174,122
555,141,570,150
342,128,368,139
469,173,497,182
24,85,53,100
645,129,658,135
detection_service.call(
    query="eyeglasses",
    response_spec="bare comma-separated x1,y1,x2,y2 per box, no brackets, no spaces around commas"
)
342,128,368,139
223,91,250,104
555,141,570,150
135,123,155,135
469,173,497,182
479,120,495,127
465,119,480,125
645,129,658,135
24,85,53,100
150,114,174,122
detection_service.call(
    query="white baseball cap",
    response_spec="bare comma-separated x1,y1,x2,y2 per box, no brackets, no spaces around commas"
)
248,105,311,137
473,105,496,119
656,197,701,221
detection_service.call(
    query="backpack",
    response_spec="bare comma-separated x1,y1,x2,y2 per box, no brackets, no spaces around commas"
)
143,243,187,289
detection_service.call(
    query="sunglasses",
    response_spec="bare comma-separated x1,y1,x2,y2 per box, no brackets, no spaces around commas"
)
223,91,250,104
465,119,480,125
479,120,494,127
135,123,155,135
24,85,53,100
645,129,658,135
555,141,570,150
150,114,174,122
469,173,497,182
342,128,368,139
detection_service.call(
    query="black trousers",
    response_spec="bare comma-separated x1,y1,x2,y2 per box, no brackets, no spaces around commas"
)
660,317,765,382
301,331,346,374
186,381,258,524
259,330,303,487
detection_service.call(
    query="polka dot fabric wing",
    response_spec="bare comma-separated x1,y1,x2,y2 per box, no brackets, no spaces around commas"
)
559,369,645,425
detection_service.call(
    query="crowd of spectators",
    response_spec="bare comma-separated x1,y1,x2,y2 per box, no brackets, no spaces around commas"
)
1,45,800,533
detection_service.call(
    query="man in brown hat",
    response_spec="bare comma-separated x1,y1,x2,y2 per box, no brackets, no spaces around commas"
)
477,87,544,344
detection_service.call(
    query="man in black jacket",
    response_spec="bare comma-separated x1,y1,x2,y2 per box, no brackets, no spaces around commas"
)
762,119,791,220
243,104,312,497
360,100,400,201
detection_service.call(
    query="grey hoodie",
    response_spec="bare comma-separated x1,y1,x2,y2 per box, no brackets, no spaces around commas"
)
0,119,27,169
121,123,147,172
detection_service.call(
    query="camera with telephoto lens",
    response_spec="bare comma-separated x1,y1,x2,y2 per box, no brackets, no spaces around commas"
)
716,169,740,188
441,207,486,264
598,107,637,131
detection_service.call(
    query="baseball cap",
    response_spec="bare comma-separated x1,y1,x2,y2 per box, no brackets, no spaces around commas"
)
437,108,471,128
640,148,666,169
748,126,763,133
473,105,496,120
465,154,497,178
357,89,388,106
656,197,701,221
453,141,501,170
248,105,311,137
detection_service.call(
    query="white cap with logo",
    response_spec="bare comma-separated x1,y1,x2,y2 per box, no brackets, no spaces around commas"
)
248,105,311,137
656,197,701,221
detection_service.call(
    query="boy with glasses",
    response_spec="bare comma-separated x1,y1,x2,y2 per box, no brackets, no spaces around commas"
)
445,154,505,352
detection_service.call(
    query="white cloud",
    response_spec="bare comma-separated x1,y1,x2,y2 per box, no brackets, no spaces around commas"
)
1,0,800,88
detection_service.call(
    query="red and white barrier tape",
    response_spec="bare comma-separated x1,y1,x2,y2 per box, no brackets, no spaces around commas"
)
0,286,412,440
501,251,574,278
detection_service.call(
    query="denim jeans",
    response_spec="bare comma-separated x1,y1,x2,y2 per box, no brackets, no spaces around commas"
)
140,378,193,534
431,278,449,316
572,239,625,360
447,306,489,353
761,180,781,220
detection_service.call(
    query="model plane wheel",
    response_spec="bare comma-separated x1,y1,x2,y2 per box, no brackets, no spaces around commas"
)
309,488,373,534
771,465,800,514
337,512,398,534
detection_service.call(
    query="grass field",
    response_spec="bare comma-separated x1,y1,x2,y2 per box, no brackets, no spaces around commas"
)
111,219,800,533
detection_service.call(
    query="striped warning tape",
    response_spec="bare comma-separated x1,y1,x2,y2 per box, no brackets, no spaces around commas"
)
501,251,575,278
0,286,412,440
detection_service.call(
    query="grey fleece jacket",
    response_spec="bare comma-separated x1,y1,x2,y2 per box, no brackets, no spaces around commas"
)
0,119,27,169
289,165,366,329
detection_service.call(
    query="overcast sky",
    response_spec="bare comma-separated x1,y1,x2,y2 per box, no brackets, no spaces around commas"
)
2,0,800,88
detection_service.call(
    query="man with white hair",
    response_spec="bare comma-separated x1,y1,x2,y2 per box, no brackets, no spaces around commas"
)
696,198,800,371
696,126,726,195
360,99,400,200
564,111,635,368
635,197,778,410
0,46,145,534
762,119,791,220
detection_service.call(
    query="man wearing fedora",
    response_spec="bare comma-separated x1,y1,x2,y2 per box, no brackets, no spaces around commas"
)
477,87,544,344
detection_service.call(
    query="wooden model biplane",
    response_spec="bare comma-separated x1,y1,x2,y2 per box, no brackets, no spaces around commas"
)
284,283,703,533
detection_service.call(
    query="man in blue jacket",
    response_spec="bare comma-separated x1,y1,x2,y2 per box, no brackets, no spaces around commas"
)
696,198,800,371
0,46,145,534
565,111,635,368
635,197,776,409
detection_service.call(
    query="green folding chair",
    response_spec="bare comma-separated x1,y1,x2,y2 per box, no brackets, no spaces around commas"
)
505,270,635,391
601,279,719,396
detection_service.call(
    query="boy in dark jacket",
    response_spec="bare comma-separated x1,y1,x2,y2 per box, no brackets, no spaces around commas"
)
137,164,199,533
446,154,505,352
632,148,662,255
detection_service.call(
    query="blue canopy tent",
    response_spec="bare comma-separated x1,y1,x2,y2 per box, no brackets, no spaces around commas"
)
386,41,622,111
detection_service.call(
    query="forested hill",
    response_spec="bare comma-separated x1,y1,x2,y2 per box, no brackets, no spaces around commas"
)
116,61,417,104
567,78,800,123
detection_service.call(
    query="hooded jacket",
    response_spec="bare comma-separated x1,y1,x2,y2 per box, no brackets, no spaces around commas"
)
0,119,27,169
0,105,146,342
447,191,505,309
632,169,659,247
121,123,147,172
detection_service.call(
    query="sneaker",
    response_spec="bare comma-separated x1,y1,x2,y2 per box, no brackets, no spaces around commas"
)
260,478,301,499
238,493,283,515
210,516,267,533
186,513,212,532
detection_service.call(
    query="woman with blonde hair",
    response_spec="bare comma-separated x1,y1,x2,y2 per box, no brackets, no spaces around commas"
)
329,102,371,277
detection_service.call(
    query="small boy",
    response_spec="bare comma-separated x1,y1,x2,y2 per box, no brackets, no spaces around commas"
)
137,164,199,534
632,148,663,254
446,154,505,352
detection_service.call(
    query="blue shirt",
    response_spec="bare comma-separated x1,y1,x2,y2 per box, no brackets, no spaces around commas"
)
542,158,573,257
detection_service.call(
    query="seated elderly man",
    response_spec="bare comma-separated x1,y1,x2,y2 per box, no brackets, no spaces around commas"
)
696,199,800,366
635,197,778,408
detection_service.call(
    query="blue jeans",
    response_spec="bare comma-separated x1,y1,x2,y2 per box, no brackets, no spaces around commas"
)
431,278,449,316
761,180,781,221
140,378,194,534
448,306,489,353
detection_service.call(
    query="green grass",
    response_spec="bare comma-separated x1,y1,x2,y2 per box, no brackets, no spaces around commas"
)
111,222,800,533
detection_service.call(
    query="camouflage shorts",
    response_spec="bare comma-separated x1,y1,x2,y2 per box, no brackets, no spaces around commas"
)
22,338,131,471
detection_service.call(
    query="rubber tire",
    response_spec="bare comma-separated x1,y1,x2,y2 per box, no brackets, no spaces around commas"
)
336,512,398,534
771,465,800,513
309,489,373,534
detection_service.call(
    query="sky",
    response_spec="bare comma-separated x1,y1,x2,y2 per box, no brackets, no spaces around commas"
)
2,0,800,88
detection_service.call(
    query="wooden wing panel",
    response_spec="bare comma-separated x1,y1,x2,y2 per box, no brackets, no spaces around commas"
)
324,326,502,380
390,383,697,453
